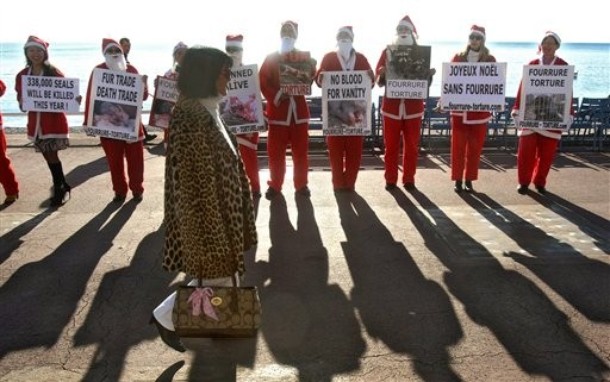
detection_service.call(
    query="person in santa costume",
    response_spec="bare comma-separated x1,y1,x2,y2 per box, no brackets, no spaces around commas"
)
15,35,75,207
0,79,20,206
511,31,571,195
83,38,148,203
375,15,436,192
449,25,496,193
225,34,261,198
315,26,374,193
259,20,317,199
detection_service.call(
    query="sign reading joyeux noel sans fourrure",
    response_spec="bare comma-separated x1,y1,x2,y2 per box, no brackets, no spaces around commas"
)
20,75,80,113
440,62,507,112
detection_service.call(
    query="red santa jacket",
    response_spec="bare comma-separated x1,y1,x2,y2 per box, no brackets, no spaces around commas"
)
375,48,425,120
83,63,148,140
450,52,496,124
513,56,571,140
0,80,5,129
315,51,374,85
15,66,70,140
259,51,314,126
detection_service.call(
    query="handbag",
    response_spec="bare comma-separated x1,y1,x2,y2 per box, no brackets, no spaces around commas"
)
172,274,261,338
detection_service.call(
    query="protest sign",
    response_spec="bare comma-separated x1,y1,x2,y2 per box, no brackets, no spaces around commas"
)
220,64,265,134
321,70,372,136
440,62,506,112
21,76,80,113
385,45,431,99
149,76,178,129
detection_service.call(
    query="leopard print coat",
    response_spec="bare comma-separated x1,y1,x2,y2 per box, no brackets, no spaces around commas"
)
163,97,257,279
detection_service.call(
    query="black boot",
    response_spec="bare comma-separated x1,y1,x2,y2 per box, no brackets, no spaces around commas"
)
49,162,71,206
454,180,463,193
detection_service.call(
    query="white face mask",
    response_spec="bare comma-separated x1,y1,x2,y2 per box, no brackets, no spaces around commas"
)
280,37,296,54
337,40,353,60
395,34,415,46
228,51,243,67
104,53,127,72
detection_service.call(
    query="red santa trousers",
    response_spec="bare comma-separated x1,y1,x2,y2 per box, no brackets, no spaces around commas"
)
237,132,260,193
0,129,19,196
517,133,559,187
326,135,363,190
450,117,487,181
383,117,421,185
100,137,144,196
266,122,309,191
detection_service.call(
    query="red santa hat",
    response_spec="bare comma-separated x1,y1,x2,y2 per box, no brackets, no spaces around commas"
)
225,35,243,50
470,25,486,40
397,15,417,37
336,26,354,41
281,20,298,38
24,35,49,52
542,31,561,47
102,38,123,54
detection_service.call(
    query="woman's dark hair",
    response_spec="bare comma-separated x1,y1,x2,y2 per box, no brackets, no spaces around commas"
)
178,46,233,98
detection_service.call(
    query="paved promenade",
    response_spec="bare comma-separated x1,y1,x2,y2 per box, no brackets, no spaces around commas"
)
1,133,609,381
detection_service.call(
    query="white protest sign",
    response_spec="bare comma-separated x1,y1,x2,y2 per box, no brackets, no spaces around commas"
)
220,64,265,134
440,62,506,112
518,65,574,131
21,75,80,113
321,70,372,136
149,76,178,129
385,45,431,99
84,68,144,142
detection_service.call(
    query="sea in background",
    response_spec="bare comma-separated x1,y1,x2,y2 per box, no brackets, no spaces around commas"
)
0,41,608,128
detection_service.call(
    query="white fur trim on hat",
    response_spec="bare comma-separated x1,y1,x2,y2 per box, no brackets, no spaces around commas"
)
24,35,48,51
336,26,354,41
542,31,561,46
225,35,243,49
102,38,123,54
470,25,486,40
398,15,417,35
281,20,298,38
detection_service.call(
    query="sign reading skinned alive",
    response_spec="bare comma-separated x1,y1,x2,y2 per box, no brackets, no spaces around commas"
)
84,68,144,142
149,76,178,129
279,51,315,96
518,65,574,131
220,64,265,134
385,45,431,99
21,75,80,113
440,62,507,112
322,71,372,136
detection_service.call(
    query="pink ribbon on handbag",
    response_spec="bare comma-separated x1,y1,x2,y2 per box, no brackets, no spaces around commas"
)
187,287,219,321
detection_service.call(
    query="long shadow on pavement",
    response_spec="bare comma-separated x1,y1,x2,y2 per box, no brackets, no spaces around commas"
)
256,194,365,381
73,225,178,381
0,210,53,265
336,191,463,381
462,192,610,322
393,188,609,380
0,201,137,360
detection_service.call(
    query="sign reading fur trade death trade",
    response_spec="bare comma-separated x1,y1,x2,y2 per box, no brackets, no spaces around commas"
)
279,51,316,96
149,76,178,129
84,68,144,142
21,75,80,113
219,64,265,134
518,65,574,131
385,45,431,99
440,62,507,112
321,71,372,136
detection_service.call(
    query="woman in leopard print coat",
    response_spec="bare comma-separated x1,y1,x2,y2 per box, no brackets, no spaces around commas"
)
151,47,257,351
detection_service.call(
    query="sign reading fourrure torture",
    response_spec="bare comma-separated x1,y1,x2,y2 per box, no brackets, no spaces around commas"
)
518,65,574,130
149,76,178,129
321,70,372,136
279,51,315,96
385,45,431,99
440,62,507,112
20,75,80,113
84,68,144,142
